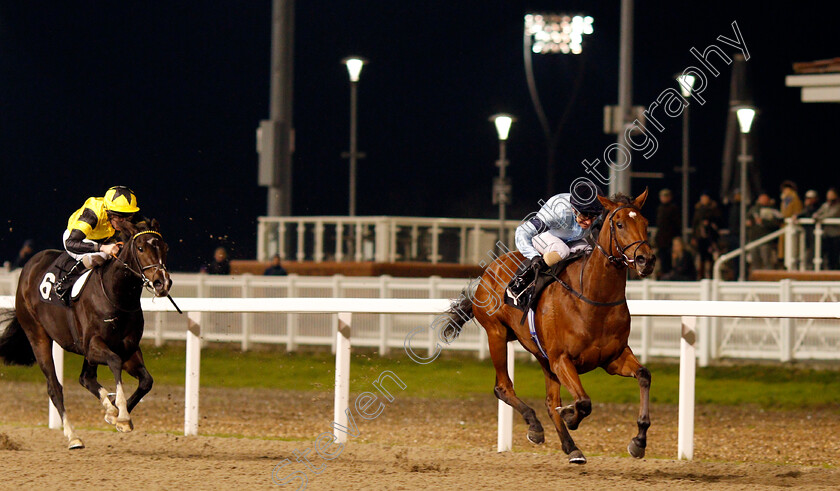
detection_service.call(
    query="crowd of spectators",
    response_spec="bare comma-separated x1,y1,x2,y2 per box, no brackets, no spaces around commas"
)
653,181,840,280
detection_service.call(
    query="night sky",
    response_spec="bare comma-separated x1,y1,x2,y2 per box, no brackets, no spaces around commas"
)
1,1,837,271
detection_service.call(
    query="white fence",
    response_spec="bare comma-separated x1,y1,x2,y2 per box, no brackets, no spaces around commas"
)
3,271,840,364
5,295,839,461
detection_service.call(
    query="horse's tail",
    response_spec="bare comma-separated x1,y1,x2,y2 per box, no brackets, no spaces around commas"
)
0,310,36,366
439,280,477,342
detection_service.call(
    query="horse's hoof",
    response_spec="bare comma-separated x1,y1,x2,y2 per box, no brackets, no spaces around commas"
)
526,430,545,445
105,413,117,425
68,439,85,450
568,449,587,464
115,419,134,433
628,439,646,459
557,405,579,430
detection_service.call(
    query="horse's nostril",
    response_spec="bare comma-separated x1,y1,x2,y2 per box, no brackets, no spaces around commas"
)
635,256,647,266
153,280,162,288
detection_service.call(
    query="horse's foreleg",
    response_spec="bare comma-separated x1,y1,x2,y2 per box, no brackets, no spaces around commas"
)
604,347,651,459
79,359,119,425
486,327,544,445
541,365,586,464
123,349,153,413
550,355,591,431
87,336,133,433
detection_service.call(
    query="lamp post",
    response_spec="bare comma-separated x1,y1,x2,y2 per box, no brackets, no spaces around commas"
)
677,73,696,242
491,114,514,247
736,106,756,281
523,14,593,196
342,57,366,217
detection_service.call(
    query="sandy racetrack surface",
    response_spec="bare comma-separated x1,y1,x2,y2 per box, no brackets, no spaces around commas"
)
0,380,838,490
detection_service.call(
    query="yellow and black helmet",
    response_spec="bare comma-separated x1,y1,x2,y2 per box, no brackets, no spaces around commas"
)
104,186,140,215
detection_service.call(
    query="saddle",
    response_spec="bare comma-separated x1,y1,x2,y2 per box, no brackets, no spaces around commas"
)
505,250,587,323
39,252,94,307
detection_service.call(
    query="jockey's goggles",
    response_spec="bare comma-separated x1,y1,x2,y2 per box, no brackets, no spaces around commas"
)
107,210,135,219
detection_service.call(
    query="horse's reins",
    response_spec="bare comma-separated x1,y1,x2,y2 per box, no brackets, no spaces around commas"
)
104,230,182,314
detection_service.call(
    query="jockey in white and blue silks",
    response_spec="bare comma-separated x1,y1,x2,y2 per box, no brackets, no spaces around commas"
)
514,191,604,267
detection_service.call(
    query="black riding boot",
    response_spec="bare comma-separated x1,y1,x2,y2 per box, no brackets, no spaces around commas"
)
54,260,84,305
506,257,544,310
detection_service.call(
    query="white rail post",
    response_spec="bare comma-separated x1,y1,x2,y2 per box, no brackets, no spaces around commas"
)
154,311,164,347
334,313,352,444
296,221,306,262
354,222,364,262
184,311,201,436
257,219,267,261
497,341,515,452
784,218,797,271
678,315,697,460
430,223,440,264
335,222,345,262
314,220,325,263
698,279,712,367
278,221,287,261
379,275,389,355
814,222,823,271
48,341,64,429
241,275,251,352
375,219,389,263
780,279,794,362
287,275,297,351
640,279,652,364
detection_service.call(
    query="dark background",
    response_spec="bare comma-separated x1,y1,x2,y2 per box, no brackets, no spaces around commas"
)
1,1,837,271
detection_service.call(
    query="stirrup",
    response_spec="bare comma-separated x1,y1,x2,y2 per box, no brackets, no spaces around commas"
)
55,260,84,300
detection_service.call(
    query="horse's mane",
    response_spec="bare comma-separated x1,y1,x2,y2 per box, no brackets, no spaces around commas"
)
611,193,633,206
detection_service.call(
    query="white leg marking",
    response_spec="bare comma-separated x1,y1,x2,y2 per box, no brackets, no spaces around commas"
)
63,414,84,449
114,382,133,433
99,387,119,425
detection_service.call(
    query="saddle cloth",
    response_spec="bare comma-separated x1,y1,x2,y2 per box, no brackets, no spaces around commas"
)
38,252,93,307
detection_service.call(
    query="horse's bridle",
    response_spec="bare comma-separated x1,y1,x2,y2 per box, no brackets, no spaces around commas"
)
592,204,651,269
100,231,168,312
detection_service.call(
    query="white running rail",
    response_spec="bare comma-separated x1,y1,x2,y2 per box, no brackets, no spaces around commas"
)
2,296,839,461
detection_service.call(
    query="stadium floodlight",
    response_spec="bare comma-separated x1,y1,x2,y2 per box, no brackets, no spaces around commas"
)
524,13,594,55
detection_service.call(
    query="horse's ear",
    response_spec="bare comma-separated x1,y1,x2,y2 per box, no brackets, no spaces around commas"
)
150,218,160,231
597,194,617,211
633,187,649,209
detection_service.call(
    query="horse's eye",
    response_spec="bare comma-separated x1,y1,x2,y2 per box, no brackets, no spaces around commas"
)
616,222,624,229
138,246,144,252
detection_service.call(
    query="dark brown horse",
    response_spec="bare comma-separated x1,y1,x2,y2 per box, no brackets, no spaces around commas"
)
443,190,655,464
0,219,172,449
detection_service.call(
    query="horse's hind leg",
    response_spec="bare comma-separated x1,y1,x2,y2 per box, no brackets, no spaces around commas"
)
86,336,133,432
29,336,84,449
550,355,592,431
541,365,586,464
486,326,544,444
79,359,119,425
604,347,651,459
123,349,153,413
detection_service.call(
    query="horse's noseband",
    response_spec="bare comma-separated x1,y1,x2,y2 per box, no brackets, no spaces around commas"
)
595,204,651,269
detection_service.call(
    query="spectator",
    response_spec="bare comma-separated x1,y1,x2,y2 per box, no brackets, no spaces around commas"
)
747,192,782,271
206,247,230,275
813,187,840,270
654,189,681,278
660,237,697,281
691,191,721,278
777,180,803,265
263,254,288,276
797,190,820,269
725,189,743,278
12,239,36,270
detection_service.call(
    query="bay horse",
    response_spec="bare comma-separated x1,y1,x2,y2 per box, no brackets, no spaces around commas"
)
443,190,655,464
0,219,172,449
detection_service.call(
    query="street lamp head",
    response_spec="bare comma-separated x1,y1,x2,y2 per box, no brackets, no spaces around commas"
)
676,73,696,98
490,114,515,141
736,106,756,134
342,56,367,82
